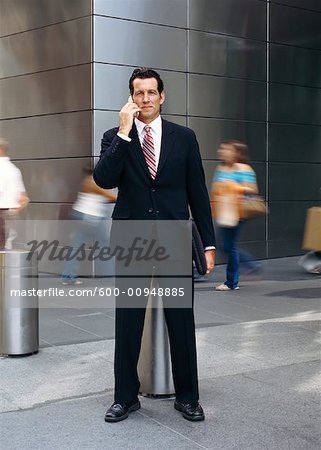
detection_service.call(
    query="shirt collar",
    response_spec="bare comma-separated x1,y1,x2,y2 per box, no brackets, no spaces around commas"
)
135,115,162,136
0,157,9,162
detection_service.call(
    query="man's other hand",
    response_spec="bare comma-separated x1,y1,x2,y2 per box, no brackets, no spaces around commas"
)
205,249,215,274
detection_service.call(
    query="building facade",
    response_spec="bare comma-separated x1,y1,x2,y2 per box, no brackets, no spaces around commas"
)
0,0,320,263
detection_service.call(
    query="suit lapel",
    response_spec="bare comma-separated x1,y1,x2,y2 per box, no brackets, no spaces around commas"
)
129,124,151,179
157,119,175,178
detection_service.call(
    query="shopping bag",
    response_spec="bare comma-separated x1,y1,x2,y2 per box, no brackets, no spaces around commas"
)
242,194,268,219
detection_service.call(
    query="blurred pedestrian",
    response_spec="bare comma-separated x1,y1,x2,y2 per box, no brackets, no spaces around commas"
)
0,138,29,249
211,140,261,291
61,167,117,285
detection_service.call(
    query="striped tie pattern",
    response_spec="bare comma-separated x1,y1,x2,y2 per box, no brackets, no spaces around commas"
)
142,125,157,179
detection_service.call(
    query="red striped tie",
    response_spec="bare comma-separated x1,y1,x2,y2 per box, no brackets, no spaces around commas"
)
142,125,157,179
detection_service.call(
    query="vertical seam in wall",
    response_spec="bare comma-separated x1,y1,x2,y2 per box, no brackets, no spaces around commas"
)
91,0,94,158
91,0,95,277
266,0,270,258
186,0,189,127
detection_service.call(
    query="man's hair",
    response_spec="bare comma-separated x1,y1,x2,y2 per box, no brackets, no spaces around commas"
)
129,67,164,95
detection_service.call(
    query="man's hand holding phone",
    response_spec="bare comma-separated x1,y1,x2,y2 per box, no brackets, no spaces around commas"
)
118,96,141,136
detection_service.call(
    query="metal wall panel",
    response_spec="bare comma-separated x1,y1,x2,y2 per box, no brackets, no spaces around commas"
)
22,203,72,220
162,115,187,127
213,243,267,265
188,74,266,121
94,64,186,116
94,16,186,71
251,162,267,197
270,83,321,125
268,190,318,257
238,241,267,260
93,110,186,157
269,123,321,163
270,3,321,50
0,65,91,119
94,0,187,28
203,160,216,192
271,0,321,12
269,163,321,201
239,217,266,242
0,17,91,79
268,200,319,241
189,117,266,161
189,30,266,80
0,112,92,160
93,110,119,157
189,0,266,41
15,158,92,203
270,44,321,88
0,0,91,37
268,240,304,258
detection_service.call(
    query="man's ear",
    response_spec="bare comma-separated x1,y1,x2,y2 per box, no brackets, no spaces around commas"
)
160,92,165,105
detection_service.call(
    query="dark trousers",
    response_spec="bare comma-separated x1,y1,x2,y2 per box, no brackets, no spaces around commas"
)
113,275,199,405
220,221,260,288
221,224,242,289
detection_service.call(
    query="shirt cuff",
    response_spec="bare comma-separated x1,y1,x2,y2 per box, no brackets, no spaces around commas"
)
204,246,216,251
117,132,131,142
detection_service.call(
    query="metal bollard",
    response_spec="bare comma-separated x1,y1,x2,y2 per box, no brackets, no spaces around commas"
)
137,279,175,397
0,250,39,356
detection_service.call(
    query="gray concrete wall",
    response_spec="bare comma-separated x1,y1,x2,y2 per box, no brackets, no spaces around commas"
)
0,0,92,220
268,0,321,257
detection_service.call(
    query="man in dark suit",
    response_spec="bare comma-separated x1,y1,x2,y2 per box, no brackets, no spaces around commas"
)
94,68,215,423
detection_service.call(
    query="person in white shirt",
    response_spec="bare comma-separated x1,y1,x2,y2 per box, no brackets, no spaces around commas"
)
61,167,117,285
0,138,29,249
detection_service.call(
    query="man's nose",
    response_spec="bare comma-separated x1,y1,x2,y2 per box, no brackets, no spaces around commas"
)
143,93,150,102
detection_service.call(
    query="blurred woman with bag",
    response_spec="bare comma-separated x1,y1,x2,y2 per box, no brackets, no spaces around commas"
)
211,141,262,291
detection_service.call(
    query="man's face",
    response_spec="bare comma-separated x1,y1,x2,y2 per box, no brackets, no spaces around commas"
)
132,77,165,124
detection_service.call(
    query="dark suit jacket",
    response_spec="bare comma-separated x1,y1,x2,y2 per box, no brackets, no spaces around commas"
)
93,119,215,248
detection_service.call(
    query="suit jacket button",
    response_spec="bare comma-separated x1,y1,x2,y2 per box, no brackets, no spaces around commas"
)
148,208,153,213
152,189,156,193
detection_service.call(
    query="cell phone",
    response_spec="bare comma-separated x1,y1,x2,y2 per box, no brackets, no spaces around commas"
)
128,95,139,118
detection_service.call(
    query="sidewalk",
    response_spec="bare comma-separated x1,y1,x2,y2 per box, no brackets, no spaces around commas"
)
1,257,320,449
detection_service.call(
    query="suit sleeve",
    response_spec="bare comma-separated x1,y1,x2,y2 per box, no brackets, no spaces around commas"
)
186,130,216,248
93,128,131,189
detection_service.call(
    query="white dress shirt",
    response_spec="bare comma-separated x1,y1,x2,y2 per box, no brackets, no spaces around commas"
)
0,157,26,208
117,115,162,170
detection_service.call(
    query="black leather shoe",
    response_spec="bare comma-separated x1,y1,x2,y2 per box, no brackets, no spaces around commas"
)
104,399,141,423
174,400,205,421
